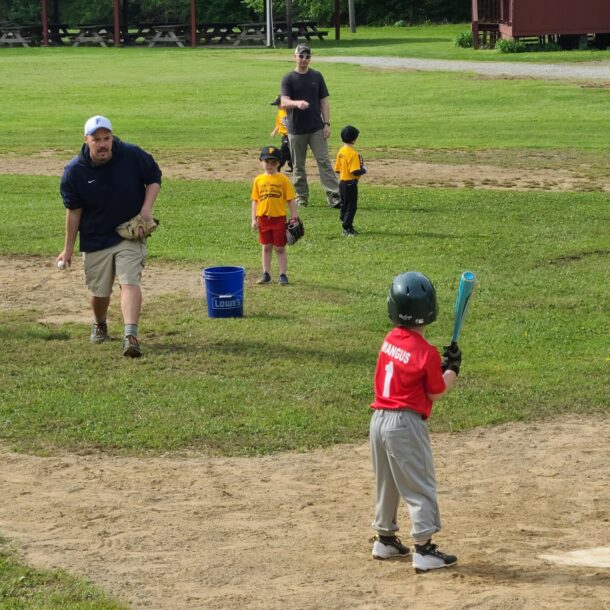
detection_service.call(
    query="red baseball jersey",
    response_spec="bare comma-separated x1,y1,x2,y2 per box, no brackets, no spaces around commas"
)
371,327,446,420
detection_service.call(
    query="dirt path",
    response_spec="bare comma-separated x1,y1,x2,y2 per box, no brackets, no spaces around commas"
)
1,148,609,192
316,55,610,82
1,415,608,609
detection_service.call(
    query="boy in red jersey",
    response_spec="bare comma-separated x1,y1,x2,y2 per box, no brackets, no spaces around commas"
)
370,271,462,573
251,146,298,285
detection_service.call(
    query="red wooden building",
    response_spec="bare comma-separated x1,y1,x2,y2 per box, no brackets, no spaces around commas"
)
472,0,610,48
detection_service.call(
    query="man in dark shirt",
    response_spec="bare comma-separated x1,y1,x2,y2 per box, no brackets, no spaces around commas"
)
57,115,162,358
281,44,341,209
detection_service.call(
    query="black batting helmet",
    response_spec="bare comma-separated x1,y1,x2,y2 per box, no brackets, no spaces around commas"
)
387,271,438,327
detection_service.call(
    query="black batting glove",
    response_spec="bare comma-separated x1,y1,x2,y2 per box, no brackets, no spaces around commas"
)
442,344,462,376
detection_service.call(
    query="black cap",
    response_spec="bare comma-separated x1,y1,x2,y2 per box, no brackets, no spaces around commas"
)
341,125,360,143
270,95,281,106
259,146,282,162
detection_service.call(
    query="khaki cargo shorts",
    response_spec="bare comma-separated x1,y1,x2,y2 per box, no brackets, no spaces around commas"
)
83,239,147,297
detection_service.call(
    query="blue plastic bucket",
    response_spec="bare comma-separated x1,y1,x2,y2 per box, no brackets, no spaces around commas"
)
202,266,245,318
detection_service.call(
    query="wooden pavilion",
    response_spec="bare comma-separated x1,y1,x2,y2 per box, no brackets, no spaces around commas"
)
472,0,610,48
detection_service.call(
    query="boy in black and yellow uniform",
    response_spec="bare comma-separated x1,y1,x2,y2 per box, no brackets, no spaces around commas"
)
334,125,367,237
270,95,293,172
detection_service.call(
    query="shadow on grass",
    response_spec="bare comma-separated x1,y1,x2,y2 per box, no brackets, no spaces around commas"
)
149,335,373,367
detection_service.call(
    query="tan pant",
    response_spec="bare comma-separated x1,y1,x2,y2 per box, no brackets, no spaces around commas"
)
288,129,340,206
83,239,147,297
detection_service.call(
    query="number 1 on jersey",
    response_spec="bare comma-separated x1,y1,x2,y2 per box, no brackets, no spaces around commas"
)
382,361,394,398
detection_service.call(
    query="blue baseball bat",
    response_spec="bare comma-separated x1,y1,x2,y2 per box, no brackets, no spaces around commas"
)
450,271,476,348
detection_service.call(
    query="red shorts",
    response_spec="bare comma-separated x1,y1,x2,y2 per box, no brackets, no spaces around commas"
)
257,215,287,247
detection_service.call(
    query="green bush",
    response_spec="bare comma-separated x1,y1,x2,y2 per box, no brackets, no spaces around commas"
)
454,30,473,48
495,38,527,53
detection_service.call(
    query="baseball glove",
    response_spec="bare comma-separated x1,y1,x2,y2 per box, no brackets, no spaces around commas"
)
285,217,304,246
116,215,159,240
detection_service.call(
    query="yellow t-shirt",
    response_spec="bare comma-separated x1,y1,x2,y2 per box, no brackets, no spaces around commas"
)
251,172,296,217
275,109,288,136
334,145,364,182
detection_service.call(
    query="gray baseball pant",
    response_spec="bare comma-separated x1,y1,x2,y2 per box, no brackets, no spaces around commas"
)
370,408,441,544
288,129,340,206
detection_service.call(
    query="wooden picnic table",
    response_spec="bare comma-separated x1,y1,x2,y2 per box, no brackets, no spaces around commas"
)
47,24,72,45
147,24,187,47
233,20,329,46
0,24,42,47
71,24,115,47
276,20,329,42
193,22,239,45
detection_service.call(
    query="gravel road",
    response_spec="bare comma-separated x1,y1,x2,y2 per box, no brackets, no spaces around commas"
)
316,55,610,81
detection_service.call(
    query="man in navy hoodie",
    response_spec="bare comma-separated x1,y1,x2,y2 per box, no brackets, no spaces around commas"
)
57,115,162,358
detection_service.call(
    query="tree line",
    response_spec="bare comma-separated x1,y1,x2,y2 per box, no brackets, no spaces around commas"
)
1,0,470,26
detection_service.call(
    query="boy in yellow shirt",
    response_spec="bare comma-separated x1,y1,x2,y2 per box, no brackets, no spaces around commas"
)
251,146,298,285
270,95,293,172
334,125,367,237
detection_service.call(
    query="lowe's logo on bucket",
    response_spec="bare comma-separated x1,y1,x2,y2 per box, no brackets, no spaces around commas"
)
213,295,241,309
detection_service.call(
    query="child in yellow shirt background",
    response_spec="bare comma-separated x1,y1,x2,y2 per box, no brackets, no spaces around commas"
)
270,95,293,173
334,125,367,237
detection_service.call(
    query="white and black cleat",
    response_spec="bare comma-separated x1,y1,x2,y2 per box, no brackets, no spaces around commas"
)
372,535,411,560
413,540,457,573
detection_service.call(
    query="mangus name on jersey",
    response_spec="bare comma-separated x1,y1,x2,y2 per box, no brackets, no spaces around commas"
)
381,341,411,364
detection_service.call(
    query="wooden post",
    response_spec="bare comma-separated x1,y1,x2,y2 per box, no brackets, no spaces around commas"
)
113,0,120,46
471,0,479,49
334,0,340,40
286,0,293,49
190,0,197,47
41,0,48,46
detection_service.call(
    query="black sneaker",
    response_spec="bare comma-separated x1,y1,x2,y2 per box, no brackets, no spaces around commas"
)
278,274,289,285
413,540,457,573
342,228,358,237
90,321,109,343
372,535,411,560
257,272,271,284
122,335,142,358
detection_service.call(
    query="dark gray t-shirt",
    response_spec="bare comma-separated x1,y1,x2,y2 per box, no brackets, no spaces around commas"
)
280,68,329,135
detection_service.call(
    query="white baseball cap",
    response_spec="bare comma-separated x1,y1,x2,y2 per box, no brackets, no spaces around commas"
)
84,115,112,136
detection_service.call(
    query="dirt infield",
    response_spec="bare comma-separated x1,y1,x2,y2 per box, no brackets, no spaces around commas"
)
1,414,608,609
0,255,609,609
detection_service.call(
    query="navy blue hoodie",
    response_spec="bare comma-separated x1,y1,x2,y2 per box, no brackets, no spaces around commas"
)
60,137,162,252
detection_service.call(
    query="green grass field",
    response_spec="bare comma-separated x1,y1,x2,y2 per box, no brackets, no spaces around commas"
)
0,24,609,607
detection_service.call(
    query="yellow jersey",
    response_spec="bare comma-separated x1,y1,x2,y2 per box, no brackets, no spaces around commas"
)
334,144,364,182
251,172,296,217
275,109,288,136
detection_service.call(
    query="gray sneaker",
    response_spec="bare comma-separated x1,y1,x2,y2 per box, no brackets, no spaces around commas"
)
257,272,271,284
278,274,289,285
90,321,109,343
122,335,142,358
297,199,308,208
